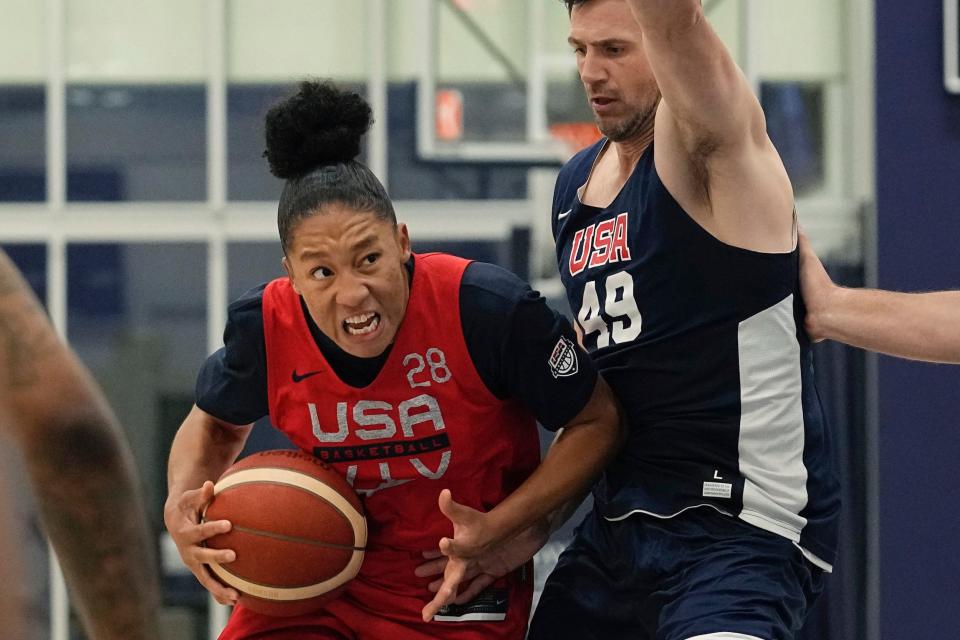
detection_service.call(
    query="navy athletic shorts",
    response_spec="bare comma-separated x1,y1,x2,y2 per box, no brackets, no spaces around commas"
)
528,507,824,640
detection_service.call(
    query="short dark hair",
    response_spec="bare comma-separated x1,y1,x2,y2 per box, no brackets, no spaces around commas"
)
263,80,396,252
564,0,702,14
562,0,588,14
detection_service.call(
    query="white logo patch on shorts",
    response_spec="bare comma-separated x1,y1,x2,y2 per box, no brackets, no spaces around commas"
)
548,336,579,378
435,587,508,622
702,481,733,499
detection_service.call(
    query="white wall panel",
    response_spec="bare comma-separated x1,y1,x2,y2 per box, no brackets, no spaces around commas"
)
228,0,367,82
709,0,743,67
0,0,45,82
66,0,205,82
436,0,526,81
756,0,844,79
14,0,835,85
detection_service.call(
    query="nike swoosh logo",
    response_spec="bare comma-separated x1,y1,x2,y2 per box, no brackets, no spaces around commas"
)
291,369,322,383
558,209,572,219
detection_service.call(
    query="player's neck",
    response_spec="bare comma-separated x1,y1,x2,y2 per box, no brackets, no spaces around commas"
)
611,129,653,178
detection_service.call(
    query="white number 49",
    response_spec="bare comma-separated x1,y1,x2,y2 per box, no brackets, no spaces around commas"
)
577,270,642,349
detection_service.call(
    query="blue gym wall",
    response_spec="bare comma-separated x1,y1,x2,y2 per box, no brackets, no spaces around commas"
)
876,2,960,638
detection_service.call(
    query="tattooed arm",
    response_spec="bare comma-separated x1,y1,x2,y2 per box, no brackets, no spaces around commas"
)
0,465,28,640
0,250,161,640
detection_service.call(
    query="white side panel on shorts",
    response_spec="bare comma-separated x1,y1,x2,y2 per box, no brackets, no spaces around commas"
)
684,633,765,640
737,294,809,542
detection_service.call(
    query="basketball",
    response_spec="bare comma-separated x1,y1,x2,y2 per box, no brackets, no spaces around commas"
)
202,449,367,617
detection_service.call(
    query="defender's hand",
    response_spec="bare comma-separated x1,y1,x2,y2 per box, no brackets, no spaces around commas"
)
419,490,549,621
417,521,548,605
798,232,839,342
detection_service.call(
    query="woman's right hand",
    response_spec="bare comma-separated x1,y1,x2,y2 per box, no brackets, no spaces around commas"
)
163,480,239,606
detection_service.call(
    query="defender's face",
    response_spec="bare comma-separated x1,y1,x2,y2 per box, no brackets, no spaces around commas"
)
569,0,660,141
282,207,411,358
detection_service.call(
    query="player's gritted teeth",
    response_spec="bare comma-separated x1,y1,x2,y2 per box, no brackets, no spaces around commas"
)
343,312,381,337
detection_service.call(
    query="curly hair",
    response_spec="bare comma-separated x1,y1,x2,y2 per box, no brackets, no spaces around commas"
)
264,80,396,252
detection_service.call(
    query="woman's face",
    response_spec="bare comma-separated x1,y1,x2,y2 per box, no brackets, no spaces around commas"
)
282,206,412,358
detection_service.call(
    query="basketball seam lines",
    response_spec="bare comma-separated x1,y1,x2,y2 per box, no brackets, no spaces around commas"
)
219,469,362,522
213,467,367,545
230,524,365,551
215,480,357,529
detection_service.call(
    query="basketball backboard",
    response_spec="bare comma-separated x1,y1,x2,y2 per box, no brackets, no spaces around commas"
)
413,0,582,165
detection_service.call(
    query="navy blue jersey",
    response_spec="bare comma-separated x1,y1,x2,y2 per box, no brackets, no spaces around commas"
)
196,258,597,433
553,140,839,570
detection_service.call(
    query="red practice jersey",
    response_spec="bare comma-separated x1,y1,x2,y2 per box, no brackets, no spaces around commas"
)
262,252,540,596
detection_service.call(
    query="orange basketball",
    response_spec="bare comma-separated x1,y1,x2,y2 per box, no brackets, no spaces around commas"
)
203,449,367,617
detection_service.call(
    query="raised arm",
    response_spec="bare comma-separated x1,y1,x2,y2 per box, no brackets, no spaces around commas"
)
627,0,762,151
800,234,960,364
0,251,161,640
621,0,794,249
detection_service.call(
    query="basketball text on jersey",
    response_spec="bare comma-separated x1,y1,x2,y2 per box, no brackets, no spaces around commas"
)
568,212,632,276
309,385,452,496
262,254,541,575
548,336,579,378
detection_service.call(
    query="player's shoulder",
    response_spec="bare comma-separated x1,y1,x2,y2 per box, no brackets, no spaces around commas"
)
461,262,535,306
228,282,269,316
224,283,278,340
459,262,540,333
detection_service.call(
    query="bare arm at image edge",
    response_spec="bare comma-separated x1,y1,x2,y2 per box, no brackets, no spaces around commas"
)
0,250,161,640
800,233,960,364
0,470,28,640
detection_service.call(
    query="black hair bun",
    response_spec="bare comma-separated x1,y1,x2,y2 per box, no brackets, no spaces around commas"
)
264,80,372,180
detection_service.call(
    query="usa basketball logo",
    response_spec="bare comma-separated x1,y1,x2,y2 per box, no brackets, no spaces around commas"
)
548,336,579,378
568,212,632,277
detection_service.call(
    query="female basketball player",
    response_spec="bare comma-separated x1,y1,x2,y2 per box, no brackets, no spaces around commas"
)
164,80,622,640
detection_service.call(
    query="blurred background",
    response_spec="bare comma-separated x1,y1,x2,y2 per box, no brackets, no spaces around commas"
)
0,0,956,638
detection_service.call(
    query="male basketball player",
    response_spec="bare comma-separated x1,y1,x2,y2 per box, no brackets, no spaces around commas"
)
523,1,837,638
800,233,960,364
0,250,161,639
